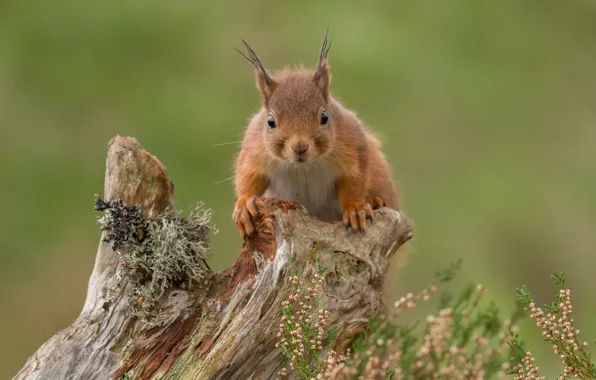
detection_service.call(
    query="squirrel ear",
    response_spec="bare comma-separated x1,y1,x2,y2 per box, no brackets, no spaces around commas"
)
255,70,276,106
313,29,331,100
236,39,276,105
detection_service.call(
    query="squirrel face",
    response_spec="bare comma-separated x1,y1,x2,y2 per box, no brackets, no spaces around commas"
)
237,31,333,164
263,70,334,164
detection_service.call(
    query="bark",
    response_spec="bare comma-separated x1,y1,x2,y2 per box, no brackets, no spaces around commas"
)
14,136,414,380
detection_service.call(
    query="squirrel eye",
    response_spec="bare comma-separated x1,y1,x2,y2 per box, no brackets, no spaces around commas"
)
320,111,329,125
267,115,276,129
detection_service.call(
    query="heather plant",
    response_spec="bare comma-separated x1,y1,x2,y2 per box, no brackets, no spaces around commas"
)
276,257,332,379
278,262,596,379
319,261,524,380
277,260,524,379
512,272,596,379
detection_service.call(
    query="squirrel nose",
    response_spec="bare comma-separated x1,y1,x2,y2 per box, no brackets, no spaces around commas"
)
291,142,309,155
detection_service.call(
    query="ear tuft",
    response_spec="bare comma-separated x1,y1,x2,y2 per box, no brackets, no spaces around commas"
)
314,29,332,101
235,38,276,106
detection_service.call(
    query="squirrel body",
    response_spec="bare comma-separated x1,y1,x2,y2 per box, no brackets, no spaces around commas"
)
233,33,400,237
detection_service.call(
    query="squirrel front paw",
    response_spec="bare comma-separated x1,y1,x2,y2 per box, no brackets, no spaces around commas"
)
342,200,373,231
368,196,386,210
233,196,259,237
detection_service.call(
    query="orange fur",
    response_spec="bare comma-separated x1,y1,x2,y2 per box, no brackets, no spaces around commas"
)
233,32,400,237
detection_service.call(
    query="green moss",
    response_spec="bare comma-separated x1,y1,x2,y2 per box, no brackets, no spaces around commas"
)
95,196,216,317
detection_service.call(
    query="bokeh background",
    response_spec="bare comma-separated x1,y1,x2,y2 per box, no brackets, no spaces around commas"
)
1,0,595,377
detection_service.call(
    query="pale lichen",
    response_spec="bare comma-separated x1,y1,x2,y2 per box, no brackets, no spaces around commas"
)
95,196,215,317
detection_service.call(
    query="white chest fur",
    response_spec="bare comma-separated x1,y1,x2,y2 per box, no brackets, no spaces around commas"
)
263,159,342,222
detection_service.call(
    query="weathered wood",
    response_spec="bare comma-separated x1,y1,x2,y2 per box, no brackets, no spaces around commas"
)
14,135,414,380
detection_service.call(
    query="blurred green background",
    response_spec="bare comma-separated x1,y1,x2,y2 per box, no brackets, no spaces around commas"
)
1,0,595,378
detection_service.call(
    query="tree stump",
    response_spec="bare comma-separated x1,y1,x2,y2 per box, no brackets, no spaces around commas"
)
14,136,414,380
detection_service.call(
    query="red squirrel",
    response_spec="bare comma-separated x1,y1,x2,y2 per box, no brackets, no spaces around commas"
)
233,31,400,237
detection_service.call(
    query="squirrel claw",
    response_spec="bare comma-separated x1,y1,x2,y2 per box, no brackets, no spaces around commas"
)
233,196,259,237
342,201,373,232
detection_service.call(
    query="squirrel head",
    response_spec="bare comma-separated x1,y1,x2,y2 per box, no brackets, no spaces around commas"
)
237,30,334,165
